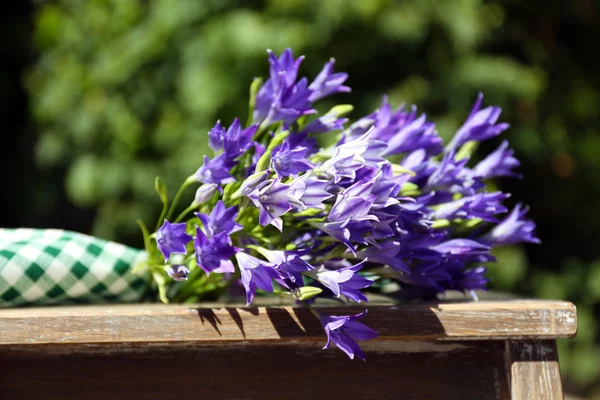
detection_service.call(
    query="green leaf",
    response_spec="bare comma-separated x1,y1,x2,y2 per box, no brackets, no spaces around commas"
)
152,270,169,304
154,176,169,230
295,286,323,301
137,219,151,254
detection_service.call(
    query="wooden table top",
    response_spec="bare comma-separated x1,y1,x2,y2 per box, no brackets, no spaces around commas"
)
0,299,577,346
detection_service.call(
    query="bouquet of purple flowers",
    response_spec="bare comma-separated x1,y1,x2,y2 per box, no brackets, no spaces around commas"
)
139,49,539,360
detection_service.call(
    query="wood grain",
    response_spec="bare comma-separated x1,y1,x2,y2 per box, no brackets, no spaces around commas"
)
0,300,577,346
506,340,564,400
0,341,510,400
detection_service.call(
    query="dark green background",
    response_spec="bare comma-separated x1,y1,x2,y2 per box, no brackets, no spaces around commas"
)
1,1,599,396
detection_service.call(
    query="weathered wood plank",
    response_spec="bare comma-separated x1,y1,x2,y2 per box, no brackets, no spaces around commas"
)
506,340,564,400
0,300,577,346
0,341,510,400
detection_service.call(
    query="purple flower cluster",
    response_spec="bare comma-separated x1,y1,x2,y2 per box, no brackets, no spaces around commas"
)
149,49,539,361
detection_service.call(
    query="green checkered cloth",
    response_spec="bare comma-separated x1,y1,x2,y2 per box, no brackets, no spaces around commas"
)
0,229,149,307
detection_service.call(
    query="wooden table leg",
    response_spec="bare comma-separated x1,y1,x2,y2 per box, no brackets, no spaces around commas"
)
505,340,564,400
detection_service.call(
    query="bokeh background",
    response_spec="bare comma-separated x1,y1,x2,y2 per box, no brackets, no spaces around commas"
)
2,0,599,396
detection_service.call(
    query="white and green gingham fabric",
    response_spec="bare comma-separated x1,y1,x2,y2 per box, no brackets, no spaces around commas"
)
0,229,149,307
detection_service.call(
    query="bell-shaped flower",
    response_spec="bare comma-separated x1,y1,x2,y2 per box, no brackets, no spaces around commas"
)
194,154,235,185
194,227,236,276
433,192,509,222
447,93,510,150
253,49,315,126
308,58,351,102
318,311,378,361
248,178,306,231
156,220,193,261
167,265,190,281
424,151,481,197
195,201,242,238
358,241,409,273
472,140,521,179
271,142,315,177
481,203,539,246
328,180,378,223
235,252,282,305
431,239,495,263
297,175,333,210
259,249,314,285
316,260,374,303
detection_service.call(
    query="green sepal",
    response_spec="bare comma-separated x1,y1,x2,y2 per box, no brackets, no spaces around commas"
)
399,182,421,196
431,219,451,229
292,208,326,217
247,77,263,127
255,130,290,172
455,140,479,161
246,244,272,259
391,163,416,176
454,218,484,231
325,104,353,118
222,181,242,204
294,286,323,301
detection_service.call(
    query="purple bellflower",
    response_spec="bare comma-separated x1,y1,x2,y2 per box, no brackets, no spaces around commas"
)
195,200,242,238
472,140,521,179
450,266,489,293
319,311,379,361
236,252,282,305
221,119,257,158
194,227,237,275
433,192,509,222
318,132,387,182
271,142,315,177
316,261,374,303
195,154,235,185
308,58,351,102
297,175,333,209
344,97,442,156
156,220,193,261
260,249,314,286
424,152,482,197
253,49,314,126
447,93,510,151
358,241,410,273
167,265,190,281
208,120,226,151
248,178,306,231
304,113,348,134
481,203,540,246
328,180,378,223
431,239,495,263
310,220,353,252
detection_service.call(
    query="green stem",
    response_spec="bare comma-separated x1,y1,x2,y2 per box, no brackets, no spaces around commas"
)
165,176,195,221
174,204,198,223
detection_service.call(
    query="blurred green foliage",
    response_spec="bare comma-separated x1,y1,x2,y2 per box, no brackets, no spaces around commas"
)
26,0,600,395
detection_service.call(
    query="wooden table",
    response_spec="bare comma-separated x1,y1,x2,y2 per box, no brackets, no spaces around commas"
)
0,300,577,399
